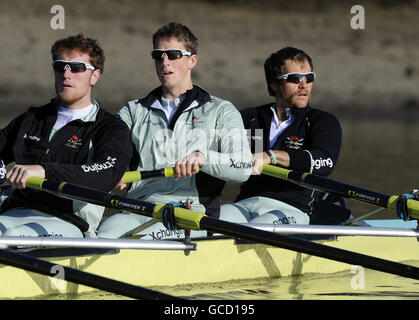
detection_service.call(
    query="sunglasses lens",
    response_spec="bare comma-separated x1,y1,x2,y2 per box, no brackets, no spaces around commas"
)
70,63,87,72
52,61,65,72
151,51,162,60
305,73,315,83
166,50,182,60
286,74,302,83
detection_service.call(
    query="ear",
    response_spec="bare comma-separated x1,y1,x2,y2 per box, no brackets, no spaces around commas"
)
269,81,280,94
90,69,101,87
188,54,198,70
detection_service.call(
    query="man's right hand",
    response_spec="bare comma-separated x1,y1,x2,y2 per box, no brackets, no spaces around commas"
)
252,152,271,175
174,151,204,181
7,164,46,189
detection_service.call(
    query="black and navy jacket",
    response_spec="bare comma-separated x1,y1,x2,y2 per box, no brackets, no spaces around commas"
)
237,103,342,215
0,99,132,231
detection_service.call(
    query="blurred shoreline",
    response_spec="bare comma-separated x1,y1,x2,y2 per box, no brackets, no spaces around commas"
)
1,0,418,120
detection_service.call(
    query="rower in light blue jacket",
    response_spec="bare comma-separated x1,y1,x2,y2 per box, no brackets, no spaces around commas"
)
98,22,252,240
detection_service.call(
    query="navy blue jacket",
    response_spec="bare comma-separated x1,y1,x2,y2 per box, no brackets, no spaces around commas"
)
237,103,342,214
0,99,132,231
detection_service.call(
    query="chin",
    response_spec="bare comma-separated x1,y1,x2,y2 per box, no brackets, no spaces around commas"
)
293,97,311,109
57,93,77,106
292,101,309,109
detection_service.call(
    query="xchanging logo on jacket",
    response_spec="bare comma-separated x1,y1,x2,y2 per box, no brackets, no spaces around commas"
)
81,156,117,173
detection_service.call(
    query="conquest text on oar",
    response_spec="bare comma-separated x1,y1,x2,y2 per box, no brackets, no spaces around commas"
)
110,200,148,211
348,190,381,204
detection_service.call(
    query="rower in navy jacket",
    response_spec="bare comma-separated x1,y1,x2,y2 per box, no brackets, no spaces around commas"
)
0,34,132,238
220,47,349,226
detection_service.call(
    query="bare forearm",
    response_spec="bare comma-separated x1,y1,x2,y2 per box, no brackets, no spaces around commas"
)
271,150,290,168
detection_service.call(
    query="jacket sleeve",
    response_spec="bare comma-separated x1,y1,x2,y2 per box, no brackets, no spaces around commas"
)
42,117,133,191
0,114,25,165
287,112,342,176
200,102,253,182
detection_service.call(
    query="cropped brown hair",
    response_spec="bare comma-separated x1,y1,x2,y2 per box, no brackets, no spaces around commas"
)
264,47,313,96
51,34,105,73
152,22,198,54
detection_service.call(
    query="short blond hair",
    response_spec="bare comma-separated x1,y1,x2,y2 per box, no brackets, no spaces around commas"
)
152,22,198,54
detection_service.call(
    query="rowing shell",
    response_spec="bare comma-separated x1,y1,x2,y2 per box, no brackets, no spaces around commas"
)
0,219,418,299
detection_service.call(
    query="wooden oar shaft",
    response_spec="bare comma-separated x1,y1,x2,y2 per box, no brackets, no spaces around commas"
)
262,164,419,219
0,248,179,300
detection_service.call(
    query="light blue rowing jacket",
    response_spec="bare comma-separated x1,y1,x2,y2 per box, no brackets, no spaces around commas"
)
117,85,253,214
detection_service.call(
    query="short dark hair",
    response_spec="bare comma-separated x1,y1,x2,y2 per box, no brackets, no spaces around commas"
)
264,47,313,96
51,34,105,73
152,22,198,54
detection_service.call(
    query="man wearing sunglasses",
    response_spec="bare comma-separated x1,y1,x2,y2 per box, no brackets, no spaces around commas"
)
0,34,132,238
219,47,347,226
98,22,252,239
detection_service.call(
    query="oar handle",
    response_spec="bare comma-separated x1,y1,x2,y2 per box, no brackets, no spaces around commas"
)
122,167,199,183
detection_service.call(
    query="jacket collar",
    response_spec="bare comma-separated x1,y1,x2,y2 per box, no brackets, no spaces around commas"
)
264,104,312,120
50,98,101,122
256,103,312,149
138,85,212,129
138,85,212,109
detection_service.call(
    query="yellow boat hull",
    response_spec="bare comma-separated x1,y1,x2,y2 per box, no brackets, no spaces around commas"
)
1,234,419,299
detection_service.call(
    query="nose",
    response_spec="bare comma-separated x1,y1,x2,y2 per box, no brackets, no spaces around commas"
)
62,66,72,78
156,53,170,65
298,77,308,88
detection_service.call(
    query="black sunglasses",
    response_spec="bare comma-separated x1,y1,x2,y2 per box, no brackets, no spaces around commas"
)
151,49,192,61
277,72,316,84
52,60,95,73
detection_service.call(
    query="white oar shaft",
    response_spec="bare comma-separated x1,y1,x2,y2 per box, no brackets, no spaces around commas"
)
0,236,196,251
245,223,419,238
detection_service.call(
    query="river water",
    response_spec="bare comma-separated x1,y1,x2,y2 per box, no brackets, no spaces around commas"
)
41,260,419,300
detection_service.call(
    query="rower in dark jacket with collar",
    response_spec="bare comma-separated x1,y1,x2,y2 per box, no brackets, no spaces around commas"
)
220,47,344,226
0,34,132,238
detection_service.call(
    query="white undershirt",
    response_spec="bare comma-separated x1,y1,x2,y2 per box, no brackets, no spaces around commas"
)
269,106,294,148
53,104,94,131
159,96,185,123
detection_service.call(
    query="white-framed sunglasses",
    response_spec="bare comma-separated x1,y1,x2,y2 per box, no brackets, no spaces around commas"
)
52,60,96,73
150,49,192,61
278,72,316,83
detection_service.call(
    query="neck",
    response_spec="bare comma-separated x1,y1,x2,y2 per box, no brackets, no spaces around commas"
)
58,95,93,110
275,103,290,122
162,82,193,100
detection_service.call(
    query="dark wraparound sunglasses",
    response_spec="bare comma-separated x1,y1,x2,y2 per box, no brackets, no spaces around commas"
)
52,60,95,73
151,49,192,61
278,72,316,84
